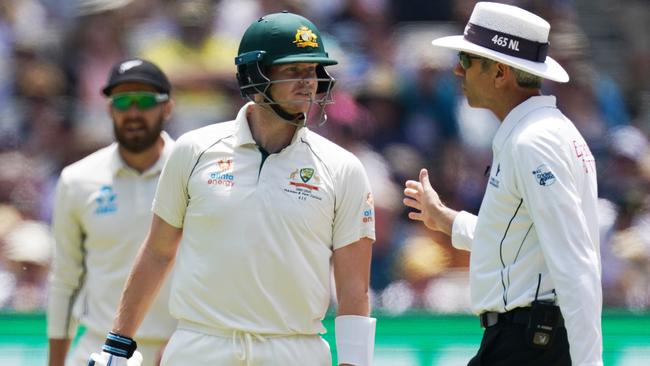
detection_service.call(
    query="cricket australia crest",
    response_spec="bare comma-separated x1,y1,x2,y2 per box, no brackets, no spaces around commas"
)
293,26,319,48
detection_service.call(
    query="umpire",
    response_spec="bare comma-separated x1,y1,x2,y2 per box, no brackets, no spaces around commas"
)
403,2,602,366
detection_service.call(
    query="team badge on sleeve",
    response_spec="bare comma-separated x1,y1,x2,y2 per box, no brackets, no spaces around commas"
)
532,164,556,186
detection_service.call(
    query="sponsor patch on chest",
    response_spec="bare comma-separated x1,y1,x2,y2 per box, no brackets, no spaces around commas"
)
206,159,236,187
284,167,323,201
489,163,501,188
94,185,117,214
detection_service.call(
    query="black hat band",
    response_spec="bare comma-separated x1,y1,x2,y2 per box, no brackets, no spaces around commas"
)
464,22,549,62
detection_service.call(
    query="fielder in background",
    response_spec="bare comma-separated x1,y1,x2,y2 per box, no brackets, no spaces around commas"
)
47,59,177,366
403,2,602,366
88,11,376,366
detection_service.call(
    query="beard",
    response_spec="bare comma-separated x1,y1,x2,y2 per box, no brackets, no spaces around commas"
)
113,115,164,153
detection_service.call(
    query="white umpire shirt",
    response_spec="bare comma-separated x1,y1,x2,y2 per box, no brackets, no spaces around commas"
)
48,132,176,340
451,96,602,365
153,102,376,335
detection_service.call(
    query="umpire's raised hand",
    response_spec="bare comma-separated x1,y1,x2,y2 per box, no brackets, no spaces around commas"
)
403,168,457,235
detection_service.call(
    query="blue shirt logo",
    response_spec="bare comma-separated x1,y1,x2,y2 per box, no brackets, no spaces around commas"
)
532,164,556,186
95,185,117,214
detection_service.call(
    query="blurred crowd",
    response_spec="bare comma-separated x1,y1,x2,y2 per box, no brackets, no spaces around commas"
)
0,0,649,314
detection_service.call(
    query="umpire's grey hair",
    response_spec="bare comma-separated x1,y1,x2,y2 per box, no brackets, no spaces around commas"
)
480,59,542,89
512,68,542,89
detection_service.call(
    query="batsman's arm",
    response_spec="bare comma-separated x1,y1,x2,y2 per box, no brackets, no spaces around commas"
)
333,238,372,316
112,214,182,337
333,237,375,366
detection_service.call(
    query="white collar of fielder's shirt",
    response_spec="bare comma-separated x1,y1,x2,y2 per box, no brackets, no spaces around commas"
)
492,95,557,155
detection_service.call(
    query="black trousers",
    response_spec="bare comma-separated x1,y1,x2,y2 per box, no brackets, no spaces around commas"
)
467,319,571,366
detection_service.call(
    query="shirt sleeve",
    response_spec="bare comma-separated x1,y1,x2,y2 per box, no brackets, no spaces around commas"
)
332,154,376,250
513,136,602,366
47,172,82,339
451,210,478,251
152,136,194,228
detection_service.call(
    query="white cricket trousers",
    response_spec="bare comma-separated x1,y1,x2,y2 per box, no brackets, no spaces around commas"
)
69,329,167,366
161,320,332,366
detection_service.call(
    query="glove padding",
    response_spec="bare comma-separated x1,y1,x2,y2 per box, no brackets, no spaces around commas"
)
87,351,143,366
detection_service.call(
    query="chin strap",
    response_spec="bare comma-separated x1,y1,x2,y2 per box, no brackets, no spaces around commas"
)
247,87,331,127
269,103,306,125
262,89,307,127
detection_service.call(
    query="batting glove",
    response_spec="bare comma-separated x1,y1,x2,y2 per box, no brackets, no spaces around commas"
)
87,332,142,366
87,351,142,366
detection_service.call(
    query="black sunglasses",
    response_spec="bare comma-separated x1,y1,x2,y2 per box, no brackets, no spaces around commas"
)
458,52,484,70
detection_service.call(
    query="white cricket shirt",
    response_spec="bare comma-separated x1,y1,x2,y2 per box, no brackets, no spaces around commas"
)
153,103,375,335
48,133,176,339
451,96,602,365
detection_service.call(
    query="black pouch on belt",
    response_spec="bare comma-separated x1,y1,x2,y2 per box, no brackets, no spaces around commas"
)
525,300,562,349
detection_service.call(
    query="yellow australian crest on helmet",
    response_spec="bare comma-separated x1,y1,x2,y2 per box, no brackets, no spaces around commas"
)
293,26,319,48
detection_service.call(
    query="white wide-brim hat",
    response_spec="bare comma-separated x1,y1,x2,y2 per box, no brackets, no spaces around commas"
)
432,2,569,83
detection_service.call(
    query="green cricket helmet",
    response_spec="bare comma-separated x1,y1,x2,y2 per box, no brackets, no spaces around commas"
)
235,11,337,100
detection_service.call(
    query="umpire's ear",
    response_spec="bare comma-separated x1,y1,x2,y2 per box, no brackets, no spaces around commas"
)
494,63,513,89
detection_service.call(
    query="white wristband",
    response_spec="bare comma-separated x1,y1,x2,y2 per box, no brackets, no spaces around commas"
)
335,315,376,366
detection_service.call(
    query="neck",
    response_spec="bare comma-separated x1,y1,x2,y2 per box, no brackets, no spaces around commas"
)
247,104,298,153
493,89,541,121
118,136,165,173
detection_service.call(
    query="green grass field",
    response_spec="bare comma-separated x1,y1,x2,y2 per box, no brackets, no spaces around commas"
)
1,310,649,365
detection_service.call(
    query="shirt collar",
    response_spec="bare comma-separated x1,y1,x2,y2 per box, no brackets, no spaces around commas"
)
233,102,309,148
108,131,174,177
492,95,557,154
233,102,256,147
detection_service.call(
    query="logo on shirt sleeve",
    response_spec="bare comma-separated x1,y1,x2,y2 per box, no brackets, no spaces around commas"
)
532,164,556,186
363,192,374,223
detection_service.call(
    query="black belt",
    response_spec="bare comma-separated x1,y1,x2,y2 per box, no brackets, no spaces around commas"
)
479,307,532,328
479,307,565,328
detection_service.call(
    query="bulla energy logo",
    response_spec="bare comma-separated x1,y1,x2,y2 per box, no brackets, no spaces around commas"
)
207,159,235,187
363,192,374,223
